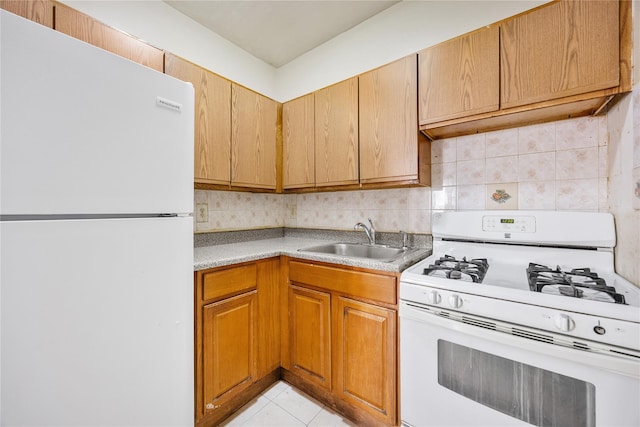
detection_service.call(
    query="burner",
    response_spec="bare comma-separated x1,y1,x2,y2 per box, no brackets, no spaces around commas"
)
423,255,489,283
527,263,626,304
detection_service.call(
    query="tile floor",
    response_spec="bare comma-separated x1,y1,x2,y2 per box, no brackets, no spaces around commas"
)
220,381,357,427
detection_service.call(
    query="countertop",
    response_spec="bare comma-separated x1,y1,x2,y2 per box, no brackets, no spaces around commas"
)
194,236,431,273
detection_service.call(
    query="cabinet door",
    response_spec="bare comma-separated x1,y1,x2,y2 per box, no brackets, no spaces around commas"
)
231,84,278,189
54,3,163,72
419,25,499,125
202,290,257,413
315,78,359,187
334,297,396,425
165,53,231,186
0,0,52,27
501,0,619,109
360,55,418,183
283,94,315,189
289,285,332,389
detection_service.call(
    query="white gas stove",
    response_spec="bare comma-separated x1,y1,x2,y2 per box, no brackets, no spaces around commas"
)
400,211,640,427
401,210,640,350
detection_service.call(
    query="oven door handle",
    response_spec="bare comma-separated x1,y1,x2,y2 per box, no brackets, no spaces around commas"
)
400,301,640,379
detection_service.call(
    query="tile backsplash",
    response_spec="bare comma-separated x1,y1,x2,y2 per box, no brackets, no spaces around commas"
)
195,115,609,235
431,115,608,212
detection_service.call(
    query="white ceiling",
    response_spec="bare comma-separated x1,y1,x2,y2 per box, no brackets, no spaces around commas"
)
163,0,400,68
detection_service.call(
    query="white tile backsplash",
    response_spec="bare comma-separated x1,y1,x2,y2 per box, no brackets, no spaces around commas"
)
518,181,556,210
555,147,599,180
556,115,601,150
518,122,556,154
518,152,556,182
486,128,519,158
486,155,518,183
457,133,486,160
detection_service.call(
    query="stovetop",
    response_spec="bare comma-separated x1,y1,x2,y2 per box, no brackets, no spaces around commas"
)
402,240,640,318
400,211,640,351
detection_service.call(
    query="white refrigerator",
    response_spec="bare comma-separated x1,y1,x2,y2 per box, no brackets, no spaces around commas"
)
0,11,194,426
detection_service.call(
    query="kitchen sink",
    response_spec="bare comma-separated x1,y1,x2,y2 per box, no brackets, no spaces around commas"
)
298,242,412,262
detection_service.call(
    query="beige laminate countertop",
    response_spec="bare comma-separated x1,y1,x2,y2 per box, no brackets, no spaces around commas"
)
194,237,430,273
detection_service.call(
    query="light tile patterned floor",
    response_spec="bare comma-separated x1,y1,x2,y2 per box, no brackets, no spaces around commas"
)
220,381,357,427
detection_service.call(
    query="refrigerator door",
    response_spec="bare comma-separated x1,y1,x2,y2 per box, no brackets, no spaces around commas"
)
0,216,193,426
0,11,194,216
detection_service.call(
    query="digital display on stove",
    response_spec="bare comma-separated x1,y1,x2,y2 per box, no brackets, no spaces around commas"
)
500,218,515,224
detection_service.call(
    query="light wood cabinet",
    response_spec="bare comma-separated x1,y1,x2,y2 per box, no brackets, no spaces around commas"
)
0,0,53,27
418,26,499,125
314,78,359,187
283,259,398,426
288,285,332,389
283,94,315,189
360,55,429,186
419,0,631,140
202,290,257,411
165,53,231,187
334,297,396,425
195,259,280,427
256,259,281,377
500,0,619,109
231,84,279,190
53,2,163,72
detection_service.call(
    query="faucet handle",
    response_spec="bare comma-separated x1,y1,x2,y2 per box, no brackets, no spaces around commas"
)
368,218,375,230
399,230,409,249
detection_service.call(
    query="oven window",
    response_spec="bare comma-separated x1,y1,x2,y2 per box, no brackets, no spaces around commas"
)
438,340,596,427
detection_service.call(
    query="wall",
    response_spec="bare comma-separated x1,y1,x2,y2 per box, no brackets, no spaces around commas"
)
605,0,640,286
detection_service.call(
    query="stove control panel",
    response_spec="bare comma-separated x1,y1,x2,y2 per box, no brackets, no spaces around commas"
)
482,215,536,233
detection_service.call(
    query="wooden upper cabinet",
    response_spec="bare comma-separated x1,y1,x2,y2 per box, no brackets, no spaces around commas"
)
314,78,359,187
54,3,163,72
0,0,53,27
418,25,499,125
165,53,231,186
283,94,315,189
359,55,420,184
500,0,620,109
231,84,278,190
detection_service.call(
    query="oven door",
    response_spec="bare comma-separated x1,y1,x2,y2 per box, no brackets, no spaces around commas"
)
400,301,640,427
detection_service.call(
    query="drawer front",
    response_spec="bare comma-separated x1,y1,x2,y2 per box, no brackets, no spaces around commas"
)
202,264,257,301
289,260,397,305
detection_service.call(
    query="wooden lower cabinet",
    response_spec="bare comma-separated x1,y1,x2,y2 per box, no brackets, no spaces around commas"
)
334,297,396,425
195,257,398,426
288,285,332,389
203,291,257,411
283,258,399,427
195,258,280,427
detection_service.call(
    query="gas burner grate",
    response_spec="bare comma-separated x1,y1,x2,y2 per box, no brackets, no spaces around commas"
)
422,255,489,283
527,263,626,304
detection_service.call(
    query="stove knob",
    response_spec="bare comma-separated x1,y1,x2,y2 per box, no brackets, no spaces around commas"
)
427,290,442,305
553,313,576,332
448,294,463,309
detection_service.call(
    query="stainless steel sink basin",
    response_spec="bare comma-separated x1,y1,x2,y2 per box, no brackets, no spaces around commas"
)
298,242,410,262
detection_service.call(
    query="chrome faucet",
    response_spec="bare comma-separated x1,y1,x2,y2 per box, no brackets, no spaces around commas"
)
354,218,376,245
